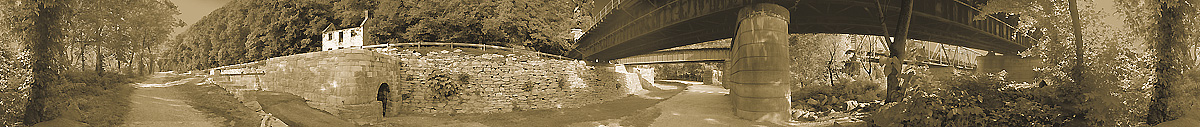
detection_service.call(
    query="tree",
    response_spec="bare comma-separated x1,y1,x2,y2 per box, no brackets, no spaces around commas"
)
981,0,1186,126
25,0,65,124
160,0,334,70
9,0,184,124
1145,0,1197,125
1,0,38,126
161,0,591,70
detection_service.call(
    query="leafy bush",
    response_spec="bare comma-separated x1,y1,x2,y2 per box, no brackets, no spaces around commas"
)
430,74,467,101
649,62,718,82
791,75,883,112
0,46,30,126
29,71,135,126
870,72,1071,127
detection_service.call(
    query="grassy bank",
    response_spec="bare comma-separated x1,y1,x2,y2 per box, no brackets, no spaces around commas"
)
170,79,259,127
25,71,137,126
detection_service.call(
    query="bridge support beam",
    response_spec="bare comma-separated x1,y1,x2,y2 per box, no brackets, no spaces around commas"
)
729,3,791,122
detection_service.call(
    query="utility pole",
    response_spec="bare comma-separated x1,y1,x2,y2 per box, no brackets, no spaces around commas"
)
884,0,913,102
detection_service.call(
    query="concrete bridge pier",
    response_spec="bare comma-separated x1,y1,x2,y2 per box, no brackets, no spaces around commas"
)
729,3,791,122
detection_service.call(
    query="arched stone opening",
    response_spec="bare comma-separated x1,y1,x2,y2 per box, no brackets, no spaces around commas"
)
377,83,390,117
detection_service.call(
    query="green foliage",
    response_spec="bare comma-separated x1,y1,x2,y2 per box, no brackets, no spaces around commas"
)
164,0,332,71
430,74,467,101
0,1,34,126
32,71,135,126
648,62,717,82
8,0,180,125
981,1,1164,126
376,0,580,55
61,0,184,74
789,33,844,89
163,0,591,71
871,72,1071,127
792,76,882,112
0,48,30,127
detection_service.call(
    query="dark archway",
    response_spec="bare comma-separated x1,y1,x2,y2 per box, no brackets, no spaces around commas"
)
377,83,390,117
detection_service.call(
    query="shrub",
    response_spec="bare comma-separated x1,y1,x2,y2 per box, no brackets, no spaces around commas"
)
791,75,882,112
0,49,31,126
649,62,718,82
29,71,135,126
870,72,1070,127
430,74,467,101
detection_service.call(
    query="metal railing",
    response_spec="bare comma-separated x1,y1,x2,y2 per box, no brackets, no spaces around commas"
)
362,42,575,60
949,0,1039,47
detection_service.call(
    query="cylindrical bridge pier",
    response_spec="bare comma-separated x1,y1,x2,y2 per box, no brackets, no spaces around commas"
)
729,3,791,122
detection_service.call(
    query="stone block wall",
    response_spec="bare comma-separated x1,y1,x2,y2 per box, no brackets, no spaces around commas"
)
384,49,628,115
209,48,630,123
210,49,405,123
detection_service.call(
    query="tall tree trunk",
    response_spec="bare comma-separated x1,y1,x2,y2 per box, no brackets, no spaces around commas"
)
139,52,146,74
79,44,85,71
25,0,62,124
1148,1,1191,125
885,0,914,102
1065,0,1088,125
96,46,103,77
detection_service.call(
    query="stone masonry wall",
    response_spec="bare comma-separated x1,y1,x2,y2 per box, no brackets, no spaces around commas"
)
382,49,628,115
210,49,404,123
209,48,630,123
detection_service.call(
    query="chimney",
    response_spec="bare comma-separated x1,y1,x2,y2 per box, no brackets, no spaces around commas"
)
360,10,369,27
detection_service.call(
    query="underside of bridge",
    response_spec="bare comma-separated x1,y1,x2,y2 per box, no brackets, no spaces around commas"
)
570,0,1034,61
573,0,1042,123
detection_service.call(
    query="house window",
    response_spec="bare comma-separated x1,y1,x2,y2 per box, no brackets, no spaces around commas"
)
338,32,343,42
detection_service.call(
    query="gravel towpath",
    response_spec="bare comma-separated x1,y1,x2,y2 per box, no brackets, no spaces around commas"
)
122,74,220,127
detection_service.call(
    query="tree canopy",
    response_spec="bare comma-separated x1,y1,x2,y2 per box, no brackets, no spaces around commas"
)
159,0,593,71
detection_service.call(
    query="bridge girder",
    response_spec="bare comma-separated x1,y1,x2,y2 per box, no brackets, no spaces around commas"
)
571,0,1035,60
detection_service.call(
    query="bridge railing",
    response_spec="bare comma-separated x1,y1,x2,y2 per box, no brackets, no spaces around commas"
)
362,42,575,60
948,0,1040,47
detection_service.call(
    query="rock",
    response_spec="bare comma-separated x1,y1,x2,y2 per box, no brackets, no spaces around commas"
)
807,99,820,105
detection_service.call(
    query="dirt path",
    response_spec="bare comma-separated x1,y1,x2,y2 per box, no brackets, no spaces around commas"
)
122,74,221,127
649,85,848,127
371,81,690,127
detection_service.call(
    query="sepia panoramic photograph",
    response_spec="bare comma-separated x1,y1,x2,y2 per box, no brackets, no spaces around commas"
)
1,0,1199,126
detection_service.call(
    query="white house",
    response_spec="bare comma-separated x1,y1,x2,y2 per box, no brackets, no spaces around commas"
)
322,11,371,51
322,27,365,51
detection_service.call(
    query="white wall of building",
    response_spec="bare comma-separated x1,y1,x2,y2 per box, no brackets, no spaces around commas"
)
323,27,365,51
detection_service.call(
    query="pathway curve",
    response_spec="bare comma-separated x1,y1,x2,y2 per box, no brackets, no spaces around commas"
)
649,85,843,127
122,74,220,127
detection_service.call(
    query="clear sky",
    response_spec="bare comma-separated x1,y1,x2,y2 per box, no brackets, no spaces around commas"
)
168,0,235,37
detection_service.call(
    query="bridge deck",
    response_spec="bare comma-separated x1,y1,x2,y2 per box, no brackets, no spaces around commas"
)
572,0,1035,60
